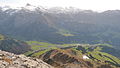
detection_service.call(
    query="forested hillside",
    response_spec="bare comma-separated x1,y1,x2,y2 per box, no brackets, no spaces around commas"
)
0,34,30,54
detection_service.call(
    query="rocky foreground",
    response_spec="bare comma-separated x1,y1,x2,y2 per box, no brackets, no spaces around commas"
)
0,50,54,68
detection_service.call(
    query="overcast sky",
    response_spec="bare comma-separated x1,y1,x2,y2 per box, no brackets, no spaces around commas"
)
0,0,120,11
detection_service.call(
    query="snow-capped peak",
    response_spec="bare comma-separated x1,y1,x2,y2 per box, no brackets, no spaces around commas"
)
21,3,36,11
1,6,12,11
0,4,94,14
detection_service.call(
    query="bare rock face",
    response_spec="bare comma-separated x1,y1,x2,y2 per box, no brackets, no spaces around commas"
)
39,49,115,68
40,49,90,68
0,50,54,68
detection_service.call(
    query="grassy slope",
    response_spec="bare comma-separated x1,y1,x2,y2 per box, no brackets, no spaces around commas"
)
0,34,4,40
25,41,58,56
56,29,75,37
25,41,120,67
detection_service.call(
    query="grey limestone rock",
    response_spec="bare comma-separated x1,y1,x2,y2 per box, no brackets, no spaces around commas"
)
0,50,54,68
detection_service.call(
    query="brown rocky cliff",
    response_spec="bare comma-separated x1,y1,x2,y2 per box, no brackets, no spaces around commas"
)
39,49,115,68
39,49,91,68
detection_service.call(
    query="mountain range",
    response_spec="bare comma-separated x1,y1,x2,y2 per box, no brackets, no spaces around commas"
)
1,4,120,48
0,4,120,68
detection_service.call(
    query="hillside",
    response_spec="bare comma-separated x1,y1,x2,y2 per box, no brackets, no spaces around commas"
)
25,41,120,58
0,34,30,54
39,49,119,68
0,50,54,68
25,41,120,68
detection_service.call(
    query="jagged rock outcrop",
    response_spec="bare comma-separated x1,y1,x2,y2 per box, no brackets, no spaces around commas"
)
0,50,54,68
39,49,116,68
40,49,92,68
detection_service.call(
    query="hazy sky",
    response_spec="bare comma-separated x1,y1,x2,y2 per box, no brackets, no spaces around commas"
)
0,0,120,11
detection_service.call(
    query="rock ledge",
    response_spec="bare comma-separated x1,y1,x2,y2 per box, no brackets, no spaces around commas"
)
0,50,54,68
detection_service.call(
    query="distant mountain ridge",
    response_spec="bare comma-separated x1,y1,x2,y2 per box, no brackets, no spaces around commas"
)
0,5,120,48
0,4,95,14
